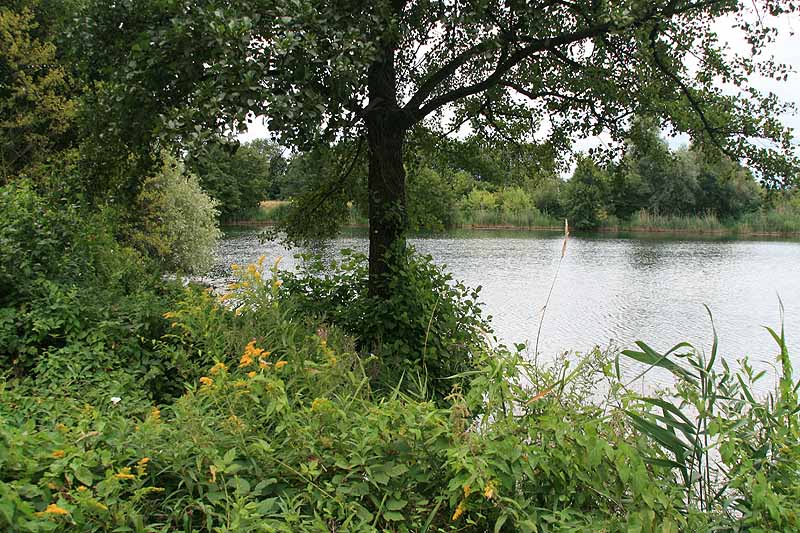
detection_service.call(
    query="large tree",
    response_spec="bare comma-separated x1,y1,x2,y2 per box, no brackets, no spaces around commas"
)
76,0,798,295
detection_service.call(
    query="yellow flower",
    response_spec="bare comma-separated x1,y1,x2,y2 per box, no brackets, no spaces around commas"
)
55,423,68,432
209,362,228,375
114,467,135,480
247,371,257,378
199,376,213,387
163,312,175,319
51,450,65,458
259,358,271,369
38,503,69,516
257,255,266,267
483,480,497,500
463,484,471,497
234,380,248,388
231,263,240,270
240,340,265,367
136,457,150,476
272,279,283,288
77,486,88,492
150,407,161,421
311,398,331,412
274,360,288,370
452,502,465,521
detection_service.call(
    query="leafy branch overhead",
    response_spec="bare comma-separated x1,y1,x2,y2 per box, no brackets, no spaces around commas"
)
79,0,798,179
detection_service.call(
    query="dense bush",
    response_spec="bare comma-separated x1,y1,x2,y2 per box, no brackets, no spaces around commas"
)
3,251,800,531
0,179,183,398
133,153,222,274
278,249,489,401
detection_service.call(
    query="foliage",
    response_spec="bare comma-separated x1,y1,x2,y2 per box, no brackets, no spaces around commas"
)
406,166,456,231
278,249,489,401
1,257,698,532
188,139,287,220
132,153,222,274
0,3,77,182
0,179,184,401
619,308,800,529
564,158,611,229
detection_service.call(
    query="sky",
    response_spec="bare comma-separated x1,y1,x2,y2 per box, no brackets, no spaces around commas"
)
238,8,800,160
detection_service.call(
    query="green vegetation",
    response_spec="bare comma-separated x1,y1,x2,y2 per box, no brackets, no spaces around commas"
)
4,230,800,530
3,0,800,531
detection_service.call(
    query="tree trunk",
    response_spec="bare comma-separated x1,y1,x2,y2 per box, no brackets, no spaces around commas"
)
365,47,408,299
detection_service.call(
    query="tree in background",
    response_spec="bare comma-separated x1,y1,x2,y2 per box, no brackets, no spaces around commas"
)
188,139,286,220
564,157,612,229
76,0,799,296
0,4,76,183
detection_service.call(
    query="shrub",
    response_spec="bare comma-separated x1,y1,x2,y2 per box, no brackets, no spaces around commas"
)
278,249,490,401
133,153,222,274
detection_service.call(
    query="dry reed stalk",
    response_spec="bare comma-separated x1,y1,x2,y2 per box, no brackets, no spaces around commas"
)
533,219,569,372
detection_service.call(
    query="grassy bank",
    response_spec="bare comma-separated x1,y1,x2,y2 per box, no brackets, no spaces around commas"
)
227,202,800,237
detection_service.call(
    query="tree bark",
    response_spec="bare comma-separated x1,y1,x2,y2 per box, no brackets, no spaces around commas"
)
365,46,408,299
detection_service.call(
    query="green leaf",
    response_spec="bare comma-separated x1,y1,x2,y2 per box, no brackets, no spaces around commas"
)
383,510,405,521
385,498,407,511
626,411,690,455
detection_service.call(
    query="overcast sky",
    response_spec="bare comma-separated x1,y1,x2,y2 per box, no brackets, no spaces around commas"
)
238,9,800,158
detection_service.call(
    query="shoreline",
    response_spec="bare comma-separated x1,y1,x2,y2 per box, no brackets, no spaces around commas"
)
222,219,800,239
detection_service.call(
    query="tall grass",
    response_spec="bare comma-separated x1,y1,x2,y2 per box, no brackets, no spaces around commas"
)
453,208,561,228
605,208,800,235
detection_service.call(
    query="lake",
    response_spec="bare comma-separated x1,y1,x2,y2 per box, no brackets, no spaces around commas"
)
213,227,800,388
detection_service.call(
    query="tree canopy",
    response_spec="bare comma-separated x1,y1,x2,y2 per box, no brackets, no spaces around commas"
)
76,0,799,294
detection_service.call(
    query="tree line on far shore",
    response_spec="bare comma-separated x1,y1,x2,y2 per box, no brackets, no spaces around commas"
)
197,119,798,231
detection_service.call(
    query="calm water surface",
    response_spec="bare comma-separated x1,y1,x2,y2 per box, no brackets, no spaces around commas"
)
213,228,800,386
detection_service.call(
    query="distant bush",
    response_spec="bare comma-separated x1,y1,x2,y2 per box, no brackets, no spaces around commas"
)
133,153,221,274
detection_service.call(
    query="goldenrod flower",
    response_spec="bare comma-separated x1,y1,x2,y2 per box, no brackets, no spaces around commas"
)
136,457,150,476
241,340,264,367
272,279,283,288
51,450,65,458
452,502,465,521
55,423,68,432
77,486,88,492
231,263,240,270
257,255,266,267
114,467,135,480
483,480,497,500
247,371,257,378
463,484,471,497
38,503,69,516
274,360,288,370
234,380,248,388
311,398,330,412
259,358,271,369
199,376,213,387
150,407,161,421
209,362,228,375
163,312,175,319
